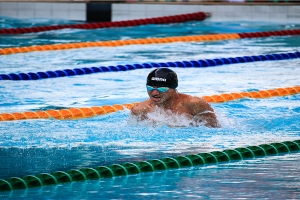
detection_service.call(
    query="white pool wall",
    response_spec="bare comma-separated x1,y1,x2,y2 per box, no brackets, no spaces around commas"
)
0,2,86,21
0,2,299,23
112,3,300,23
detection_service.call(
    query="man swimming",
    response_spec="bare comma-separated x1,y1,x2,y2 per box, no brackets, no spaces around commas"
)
130,68,220,128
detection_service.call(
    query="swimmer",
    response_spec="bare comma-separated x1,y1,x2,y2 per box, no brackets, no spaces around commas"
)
130,68,220,128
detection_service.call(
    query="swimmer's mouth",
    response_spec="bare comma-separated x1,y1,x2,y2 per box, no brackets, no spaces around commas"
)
151,95,161,102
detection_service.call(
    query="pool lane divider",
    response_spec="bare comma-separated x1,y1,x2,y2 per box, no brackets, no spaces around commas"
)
0,139,299,192
0,29,299,56
0,12,209,35
0,51,299,81
0,104,137,122
0,33,240,55
0,85,299,122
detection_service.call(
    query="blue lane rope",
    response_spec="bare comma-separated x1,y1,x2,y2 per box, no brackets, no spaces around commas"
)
0,51,299,81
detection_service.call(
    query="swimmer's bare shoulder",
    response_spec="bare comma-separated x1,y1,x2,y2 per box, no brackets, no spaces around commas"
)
188,95,212,111
183,94,220,128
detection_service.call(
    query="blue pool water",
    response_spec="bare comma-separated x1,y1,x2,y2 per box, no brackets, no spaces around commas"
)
0,16,300,199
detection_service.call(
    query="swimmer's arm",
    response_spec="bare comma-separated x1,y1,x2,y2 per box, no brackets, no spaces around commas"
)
130,103,149,121
195,110,220,128
189,98,221,128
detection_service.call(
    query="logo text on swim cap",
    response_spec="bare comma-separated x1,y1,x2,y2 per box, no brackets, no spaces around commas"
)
151,77,166,82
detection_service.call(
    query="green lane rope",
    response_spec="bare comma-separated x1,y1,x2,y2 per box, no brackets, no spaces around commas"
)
0,139,299,192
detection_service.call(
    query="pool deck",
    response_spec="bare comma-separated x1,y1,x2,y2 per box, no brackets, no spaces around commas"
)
0,0,299,23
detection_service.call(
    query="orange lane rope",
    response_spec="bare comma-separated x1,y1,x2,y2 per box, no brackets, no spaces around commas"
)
0,86,299,122
0,33,240,55
202,86,300,103
1,29,300,56
0,103,138,122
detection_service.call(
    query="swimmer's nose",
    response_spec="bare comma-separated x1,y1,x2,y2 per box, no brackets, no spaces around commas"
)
150,89,160,95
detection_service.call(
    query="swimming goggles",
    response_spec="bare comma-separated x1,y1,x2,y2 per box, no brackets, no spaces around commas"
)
146,85,169,93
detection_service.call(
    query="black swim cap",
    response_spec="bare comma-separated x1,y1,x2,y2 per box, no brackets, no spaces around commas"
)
146,68,178,89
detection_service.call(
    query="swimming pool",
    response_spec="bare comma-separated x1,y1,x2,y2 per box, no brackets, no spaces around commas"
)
0,16,300,199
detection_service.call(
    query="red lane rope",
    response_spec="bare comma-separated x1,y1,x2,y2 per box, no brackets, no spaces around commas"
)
0,12,208,35
237,29,300,38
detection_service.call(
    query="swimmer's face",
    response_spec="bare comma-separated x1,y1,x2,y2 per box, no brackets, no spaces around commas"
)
147,86,172,105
